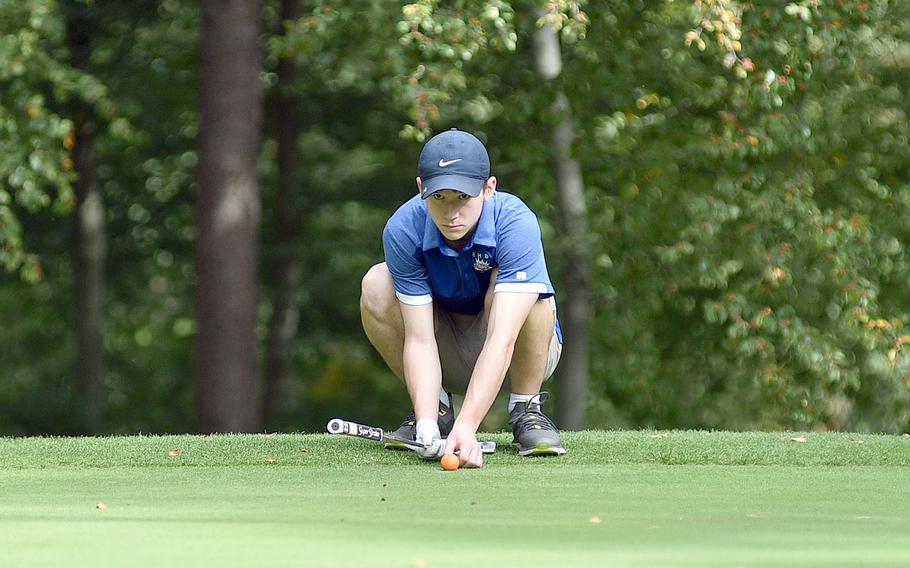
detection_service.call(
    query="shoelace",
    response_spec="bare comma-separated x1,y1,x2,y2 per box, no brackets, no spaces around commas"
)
512,404,558,432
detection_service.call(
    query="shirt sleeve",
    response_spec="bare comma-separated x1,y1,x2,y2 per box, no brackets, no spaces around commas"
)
383,222,433,305
493,207,554,296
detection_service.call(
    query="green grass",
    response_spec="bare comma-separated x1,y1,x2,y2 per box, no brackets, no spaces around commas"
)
2,430,909,567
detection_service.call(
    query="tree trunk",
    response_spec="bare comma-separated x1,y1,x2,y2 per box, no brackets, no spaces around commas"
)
263,0,304,425
532,18,591,430
66,3,105,434
195,0,263,433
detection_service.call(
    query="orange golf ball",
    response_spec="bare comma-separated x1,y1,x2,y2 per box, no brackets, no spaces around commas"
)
440,453,459,471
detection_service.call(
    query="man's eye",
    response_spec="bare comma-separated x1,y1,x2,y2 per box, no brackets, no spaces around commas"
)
459,194,470,200
432,193,444,200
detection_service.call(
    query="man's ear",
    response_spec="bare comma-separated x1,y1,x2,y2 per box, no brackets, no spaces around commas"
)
416,177,423,195
483,176,497,201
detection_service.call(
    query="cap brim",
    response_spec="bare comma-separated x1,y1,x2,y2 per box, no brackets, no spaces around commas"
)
421,175,484,199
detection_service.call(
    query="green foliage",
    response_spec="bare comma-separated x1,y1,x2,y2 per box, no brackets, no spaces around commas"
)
575,0,910,431
1,0,908,435
0,270,75,435
0,0,76,280
1,0,200,434
91,0,200,434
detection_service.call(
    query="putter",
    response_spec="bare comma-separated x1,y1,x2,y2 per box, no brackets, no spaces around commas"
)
326,417,497,454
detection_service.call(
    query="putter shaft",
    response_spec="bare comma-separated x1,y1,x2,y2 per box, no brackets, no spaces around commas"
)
326,417,496,454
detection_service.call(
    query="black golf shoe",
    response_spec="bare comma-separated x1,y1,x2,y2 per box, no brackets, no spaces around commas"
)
509,392,566,456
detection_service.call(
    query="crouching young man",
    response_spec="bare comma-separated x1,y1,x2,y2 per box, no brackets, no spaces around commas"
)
360,128,565,468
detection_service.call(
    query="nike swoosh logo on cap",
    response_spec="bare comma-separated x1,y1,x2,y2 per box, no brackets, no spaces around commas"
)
438,158,462,167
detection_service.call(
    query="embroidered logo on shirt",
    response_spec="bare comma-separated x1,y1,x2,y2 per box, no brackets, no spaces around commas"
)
472,251,493,273
516,271,528,280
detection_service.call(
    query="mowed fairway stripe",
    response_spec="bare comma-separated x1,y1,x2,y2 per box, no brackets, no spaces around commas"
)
1,457,908,567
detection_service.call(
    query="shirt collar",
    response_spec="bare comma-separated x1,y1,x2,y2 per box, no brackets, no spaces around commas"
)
421,192,497,254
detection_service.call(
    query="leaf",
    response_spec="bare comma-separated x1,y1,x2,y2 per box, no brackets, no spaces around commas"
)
96,502,107,511
650,433,669,439
265,456,277,464
168,449,181,457
790,436,807,443
409,559,427,568
848,437,865,444
589,516,603,524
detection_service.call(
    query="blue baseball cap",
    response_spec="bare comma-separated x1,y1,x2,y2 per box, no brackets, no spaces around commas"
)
418,128,491,199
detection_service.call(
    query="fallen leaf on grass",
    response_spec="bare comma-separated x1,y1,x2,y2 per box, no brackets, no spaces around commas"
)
96,503,107,511
790,436,807,443
300,448,308,453
649,433,669,439
589,516,603,524
266,432,277,438
903,433,909,438
168,449,181,457
265,456,277,464
379,497,386,502
848,437,865,444
409,559,427,568
855,515,871,520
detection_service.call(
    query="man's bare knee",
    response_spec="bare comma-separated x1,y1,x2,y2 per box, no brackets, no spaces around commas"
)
516,298,555,346
361,263,397,319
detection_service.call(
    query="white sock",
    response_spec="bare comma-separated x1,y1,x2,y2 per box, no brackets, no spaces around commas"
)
439,389,451,407
508,393,537,413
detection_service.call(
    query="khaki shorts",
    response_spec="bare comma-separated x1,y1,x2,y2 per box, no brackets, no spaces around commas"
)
434,296,562,393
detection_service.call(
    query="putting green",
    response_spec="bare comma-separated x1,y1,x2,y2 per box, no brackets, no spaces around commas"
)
1,431,908,567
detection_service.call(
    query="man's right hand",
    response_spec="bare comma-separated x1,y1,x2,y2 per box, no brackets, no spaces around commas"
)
414,418,444,460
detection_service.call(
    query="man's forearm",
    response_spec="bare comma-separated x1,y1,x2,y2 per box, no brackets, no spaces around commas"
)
402,337,443,421
457,341,514,431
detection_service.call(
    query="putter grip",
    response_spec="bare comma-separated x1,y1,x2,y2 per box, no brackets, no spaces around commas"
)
326,418,384,441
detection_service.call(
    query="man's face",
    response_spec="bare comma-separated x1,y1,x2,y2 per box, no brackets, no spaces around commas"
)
418,177,496,245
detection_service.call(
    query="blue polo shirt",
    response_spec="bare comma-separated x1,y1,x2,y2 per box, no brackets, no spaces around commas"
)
383,191,557,321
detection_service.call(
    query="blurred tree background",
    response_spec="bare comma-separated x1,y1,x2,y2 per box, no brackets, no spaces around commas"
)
1,0,908,435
